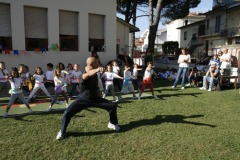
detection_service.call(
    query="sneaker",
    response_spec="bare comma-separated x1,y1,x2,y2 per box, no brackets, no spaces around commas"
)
29,109,33,114
102,94,106,99
181,87,185,90
186,83,191,87
56,130,64,140
171,86,176,89
48,105,52,111
108,122,120,131
3,112,8,118
153,95,158,99
199,87,207,90
208,89,212,92
113,96,119,102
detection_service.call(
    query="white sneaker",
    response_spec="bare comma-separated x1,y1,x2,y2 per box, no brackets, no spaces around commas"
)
108,122,120,131
186,83,191,87
181,87,185,90
171,86,176,88
102,94,106,98
208,89,212,92
29,109,33,114
113,96,119,102
3,112,8,118
153,95,158,99
56,130,64,140
199,87,206,90
48,105,52,111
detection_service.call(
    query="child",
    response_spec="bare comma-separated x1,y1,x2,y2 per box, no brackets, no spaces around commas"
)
68,64,82,98
102,65,123,101
57,62,69,93
132,64,140,92
19,64,30,95
138,62,158,100
48,68,69,111
112,60,122,91
0,61,9,93
25,66,33,92
45,63,55,89
120,64,137,99
186,67,201,87
66,63,73,86
3,67,32,118
27,67,52,102
169,68,177,81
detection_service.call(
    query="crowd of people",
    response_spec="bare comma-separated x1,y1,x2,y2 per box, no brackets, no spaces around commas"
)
157,48,232,91
0,48,233,139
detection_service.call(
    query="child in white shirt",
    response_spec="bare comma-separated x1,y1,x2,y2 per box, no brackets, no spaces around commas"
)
69,64,82,98
102,65,123,101
3,67,32,118
138,62,158,100
27,67,52,102
48,68,69,110
120,64,137,99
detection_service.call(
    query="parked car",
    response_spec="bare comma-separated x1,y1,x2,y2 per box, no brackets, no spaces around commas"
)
195,56,213,65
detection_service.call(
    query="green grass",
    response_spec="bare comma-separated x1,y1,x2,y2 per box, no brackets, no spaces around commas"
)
1,80,240,160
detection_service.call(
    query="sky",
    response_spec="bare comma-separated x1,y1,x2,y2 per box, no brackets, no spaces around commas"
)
132,0,213,37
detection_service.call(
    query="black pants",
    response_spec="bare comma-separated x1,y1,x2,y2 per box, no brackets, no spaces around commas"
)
61,96,119,134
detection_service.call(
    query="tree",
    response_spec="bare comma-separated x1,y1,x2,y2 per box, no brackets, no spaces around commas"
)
147,0,201,52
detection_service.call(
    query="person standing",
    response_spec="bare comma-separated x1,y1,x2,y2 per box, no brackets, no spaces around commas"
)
3,67,32,118
220,48,231,76
48,68,69,111
56,57,120,140
172,48,191,89
138,62,158,100
0,61,9,93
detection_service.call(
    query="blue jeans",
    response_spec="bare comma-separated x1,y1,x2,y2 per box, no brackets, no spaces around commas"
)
173,67,188,87
202,76,218,89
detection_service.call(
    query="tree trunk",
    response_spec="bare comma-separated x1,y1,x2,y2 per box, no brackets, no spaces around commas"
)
148,0,163,52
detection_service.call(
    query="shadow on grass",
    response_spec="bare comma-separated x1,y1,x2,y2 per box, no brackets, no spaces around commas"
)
120,114,216,132
0,108,98,121
64,114,216,139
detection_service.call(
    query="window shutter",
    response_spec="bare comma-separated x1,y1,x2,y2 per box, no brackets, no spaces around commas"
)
89,14,104,39
0,3,11,37
24,6,48,38
59,10,78,35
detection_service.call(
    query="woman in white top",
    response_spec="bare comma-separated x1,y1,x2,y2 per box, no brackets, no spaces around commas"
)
172,48,191,89
220,48,231,76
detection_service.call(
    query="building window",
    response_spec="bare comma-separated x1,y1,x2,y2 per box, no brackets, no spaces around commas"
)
215,15,221,33
88,14,105,52
24,6,48,51
0,3,12,50
184,31,187,40
59,10,78,51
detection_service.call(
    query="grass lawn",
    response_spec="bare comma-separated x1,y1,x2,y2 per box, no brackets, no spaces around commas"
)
0,79,240,160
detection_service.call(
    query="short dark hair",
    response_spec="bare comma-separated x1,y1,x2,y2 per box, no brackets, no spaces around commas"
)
47,63,53,69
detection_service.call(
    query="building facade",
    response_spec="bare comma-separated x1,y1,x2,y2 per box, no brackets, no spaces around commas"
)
0,0,137,72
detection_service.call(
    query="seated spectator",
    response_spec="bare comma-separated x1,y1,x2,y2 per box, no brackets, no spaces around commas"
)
186,67,201,87
209,54,220,68
168,68,177,81
199,64,220,91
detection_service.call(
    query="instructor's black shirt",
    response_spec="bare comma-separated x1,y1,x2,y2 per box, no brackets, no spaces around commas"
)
79,73,99,100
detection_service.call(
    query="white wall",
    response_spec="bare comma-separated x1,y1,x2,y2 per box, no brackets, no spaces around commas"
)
0,0,116,72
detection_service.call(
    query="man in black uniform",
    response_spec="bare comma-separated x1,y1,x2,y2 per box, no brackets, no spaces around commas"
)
56,57,120,140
